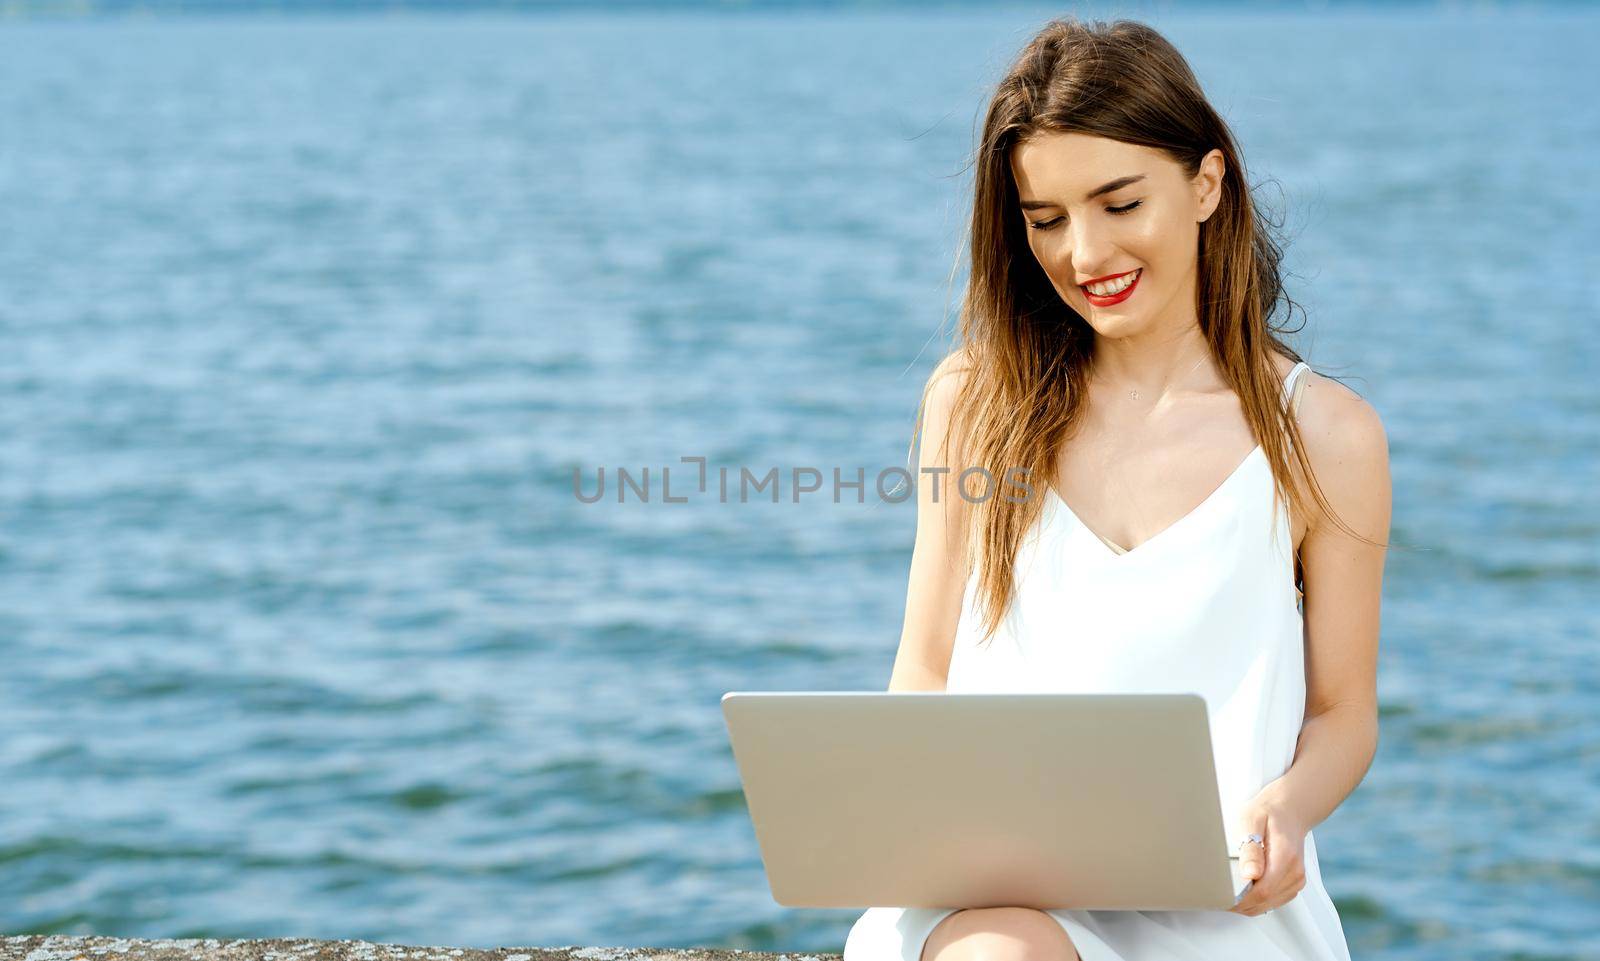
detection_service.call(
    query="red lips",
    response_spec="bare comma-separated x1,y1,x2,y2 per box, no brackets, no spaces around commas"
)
1081,268,1142,306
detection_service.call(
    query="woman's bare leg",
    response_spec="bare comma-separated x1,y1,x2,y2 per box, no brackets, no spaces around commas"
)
920,907,1081,961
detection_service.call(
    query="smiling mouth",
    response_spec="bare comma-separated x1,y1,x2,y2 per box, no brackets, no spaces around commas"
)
1080,268,1142,304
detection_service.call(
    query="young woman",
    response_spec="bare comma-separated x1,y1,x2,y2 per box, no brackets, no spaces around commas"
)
844,17,1389,961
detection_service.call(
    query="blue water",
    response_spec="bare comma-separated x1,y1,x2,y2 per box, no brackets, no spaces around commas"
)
0,6,1596,960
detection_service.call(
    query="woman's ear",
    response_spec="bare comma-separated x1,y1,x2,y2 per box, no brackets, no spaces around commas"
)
1194,148,1226,223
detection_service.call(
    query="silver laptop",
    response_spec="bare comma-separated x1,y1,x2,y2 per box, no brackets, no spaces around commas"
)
721,691,1254,910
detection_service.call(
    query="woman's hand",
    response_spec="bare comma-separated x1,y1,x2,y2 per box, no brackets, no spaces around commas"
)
1228,787,1308,916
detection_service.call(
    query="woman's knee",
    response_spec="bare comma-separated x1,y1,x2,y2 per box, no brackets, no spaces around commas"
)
920,907,1080,961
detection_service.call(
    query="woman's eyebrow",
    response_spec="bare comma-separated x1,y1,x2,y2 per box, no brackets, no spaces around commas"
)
1019,173,1147,211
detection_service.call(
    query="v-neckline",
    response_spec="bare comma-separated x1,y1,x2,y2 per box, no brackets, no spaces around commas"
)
1045,443,1266,559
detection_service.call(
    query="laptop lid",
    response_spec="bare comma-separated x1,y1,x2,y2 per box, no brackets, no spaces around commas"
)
722,691,1253,910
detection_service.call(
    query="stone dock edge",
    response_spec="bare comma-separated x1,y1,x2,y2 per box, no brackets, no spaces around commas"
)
0,938,842,961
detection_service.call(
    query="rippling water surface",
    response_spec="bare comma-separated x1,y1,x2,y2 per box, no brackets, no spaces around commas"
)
0,6,1595,960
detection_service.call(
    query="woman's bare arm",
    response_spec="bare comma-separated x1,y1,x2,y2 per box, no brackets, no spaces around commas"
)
887,351,974,692
1266,372,1391,827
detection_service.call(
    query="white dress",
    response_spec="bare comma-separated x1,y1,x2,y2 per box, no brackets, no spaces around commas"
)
844,361,1353,961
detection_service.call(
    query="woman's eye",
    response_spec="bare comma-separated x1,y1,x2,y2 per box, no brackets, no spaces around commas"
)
1027,200,1142,231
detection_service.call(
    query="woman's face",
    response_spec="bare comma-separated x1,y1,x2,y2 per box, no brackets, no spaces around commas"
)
1009,132,1224,339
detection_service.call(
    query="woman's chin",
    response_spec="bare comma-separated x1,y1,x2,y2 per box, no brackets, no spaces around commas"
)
1082,311,1169,342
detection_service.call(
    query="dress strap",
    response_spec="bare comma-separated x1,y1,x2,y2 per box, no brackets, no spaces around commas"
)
1282,361,1311,608
1288,361,1311,418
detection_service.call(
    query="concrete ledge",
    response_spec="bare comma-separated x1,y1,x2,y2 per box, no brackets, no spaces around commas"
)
0,938,840,961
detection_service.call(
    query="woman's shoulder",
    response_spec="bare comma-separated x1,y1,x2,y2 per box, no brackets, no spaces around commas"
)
1277,355,1391,531
923,346,977,409
1276,354,1386,445
932,344,977,380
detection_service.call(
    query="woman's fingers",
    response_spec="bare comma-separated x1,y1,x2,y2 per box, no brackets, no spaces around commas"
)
1232,853,1267,912
1229,791,1312,916
1239,836,1266,881
1258,821,1304,903
1234,819,1308,915
1228,818,1270,914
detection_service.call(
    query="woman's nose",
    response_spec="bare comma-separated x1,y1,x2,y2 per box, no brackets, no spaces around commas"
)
1065,221,1116,277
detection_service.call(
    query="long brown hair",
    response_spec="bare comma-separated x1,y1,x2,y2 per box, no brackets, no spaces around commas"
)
912,16,1384,646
